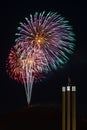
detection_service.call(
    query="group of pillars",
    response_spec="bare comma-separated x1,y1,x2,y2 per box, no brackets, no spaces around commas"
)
62,86,76,130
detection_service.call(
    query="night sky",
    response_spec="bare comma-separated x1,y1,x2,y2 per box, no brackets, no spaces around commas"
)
0,1,87,116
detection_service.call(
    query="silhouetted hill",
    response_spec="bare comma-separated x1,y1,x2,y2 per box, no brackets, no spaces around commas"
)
0,105,87,130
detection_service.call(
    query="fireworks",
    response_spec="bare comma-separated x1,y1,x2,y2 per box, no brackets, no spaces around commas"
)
15,11,75,70
6,44,48,104
6,11,75,104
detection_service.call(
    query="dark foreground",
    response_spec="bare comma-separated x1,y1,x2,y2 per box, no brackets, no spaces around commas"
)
0,105,87,130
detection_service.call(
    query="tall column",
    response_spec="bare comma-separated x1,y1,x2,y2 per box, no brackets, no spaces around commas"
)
67,86,70,130
72,86,76,130
62,87,66,130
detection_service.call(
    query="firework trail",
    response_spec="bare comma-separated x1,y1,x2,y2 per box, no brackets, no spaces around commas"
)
6,11,75,104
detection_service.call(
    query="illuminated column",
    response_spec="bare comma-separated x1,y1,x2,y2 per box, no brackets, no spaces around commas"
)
72,86,76,130
67,86,70,130
62,87,66,130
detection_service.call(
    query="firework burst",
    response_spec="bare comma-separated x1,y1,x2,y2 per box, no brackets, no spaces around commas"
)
6,43,48,104
15,11,75,70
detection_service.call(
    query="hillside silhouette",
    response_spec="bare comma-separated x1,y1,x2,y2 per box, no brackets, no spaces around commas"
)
0,105,87,130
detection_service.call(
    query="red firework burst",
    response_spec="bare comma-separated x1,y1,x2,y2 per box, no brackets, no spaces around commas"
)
6,43,48,84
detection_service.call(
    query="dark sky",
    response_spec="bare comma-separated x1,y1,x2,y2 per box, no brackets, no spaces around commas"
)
0,1,87,115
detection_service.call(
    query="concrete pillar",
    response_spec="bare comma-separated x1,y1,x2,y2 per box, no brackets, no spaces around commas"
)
62,87,66,130
67,86,70,130
72,86,76,130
